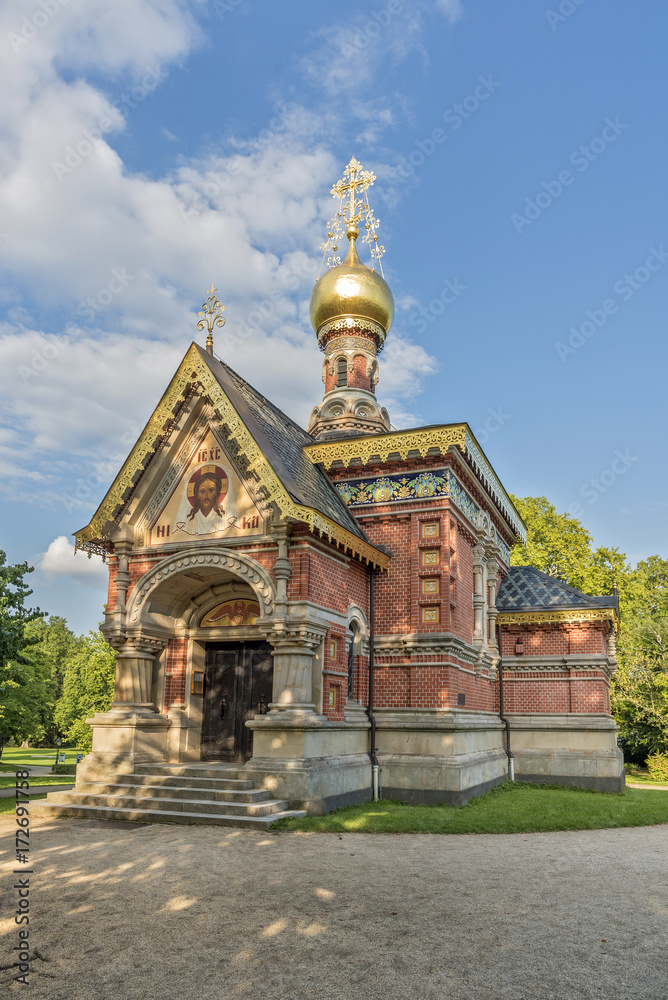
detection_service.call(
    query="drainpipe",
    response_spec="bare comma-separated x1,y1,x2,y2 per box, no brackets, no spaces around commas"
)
367,565,380,800
496,624,515,782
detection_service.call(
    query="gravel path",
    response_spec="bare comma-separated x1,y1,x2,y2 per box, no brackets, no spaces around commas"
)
1,814,667,999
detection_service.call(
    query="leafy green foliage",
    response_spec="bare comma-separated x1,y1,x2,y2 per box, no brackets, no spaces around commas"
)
54,632,116,752
510,498,668,764
646,752,668,783
0,552,45,750
509,495,593,590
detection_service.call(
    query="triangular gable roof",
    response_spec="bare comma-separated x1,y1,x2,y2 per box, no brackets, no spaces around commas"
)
497,565,618,629
75,343,389,569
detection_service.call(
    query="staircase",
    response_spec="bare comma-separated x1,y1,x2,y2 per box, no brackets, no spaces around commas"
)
39,764,306,828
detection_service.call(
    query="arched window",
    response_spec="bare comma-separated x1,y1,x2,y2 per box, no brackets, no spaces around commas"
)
347,620,359,700
336,357,348,387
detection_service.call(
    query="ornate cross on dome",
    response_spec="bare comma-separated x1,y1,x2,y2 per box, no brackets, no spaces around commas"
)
196,284,226,355
320,157,385,275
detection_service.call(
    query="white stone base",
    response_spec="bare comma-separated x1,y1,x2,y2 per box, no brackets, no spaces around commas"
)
244,711,372,812
507,713,625,792
79,708,172,781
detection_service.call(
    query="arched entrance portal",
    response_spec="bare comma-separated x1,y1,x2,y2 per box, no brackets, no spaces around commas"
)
119,546,279,762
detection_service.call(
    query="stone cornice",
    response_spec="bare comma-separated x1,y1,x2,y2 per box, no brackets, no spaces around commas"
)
374,632,481,665
502,653,617,676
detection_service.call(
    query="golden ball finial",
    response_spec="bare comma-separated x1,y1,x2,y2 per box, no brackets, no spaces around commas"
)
310,229,394,341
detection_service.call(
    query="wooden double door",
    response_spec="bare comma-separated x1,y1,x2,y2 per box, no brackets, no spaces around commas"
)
201,641,273,761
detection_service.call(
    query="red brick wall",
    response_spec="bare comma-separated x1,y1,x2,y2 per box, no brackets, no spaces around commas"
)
499,623,607,657
164,636,188,710
106,558,118,612
499,672,610,714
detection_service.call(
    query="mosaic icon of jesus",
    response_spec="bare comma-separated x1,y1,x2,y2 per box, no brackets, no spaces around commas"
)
174,463,238,536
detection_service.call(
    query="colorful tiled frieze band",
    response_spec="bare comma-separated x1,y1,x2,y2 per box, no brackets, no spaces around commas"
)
334,469,479,523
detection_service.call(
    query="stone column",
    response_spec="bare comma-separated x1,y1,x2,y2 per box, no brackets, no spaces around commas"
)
112,642,158,710
267,622,327,717
472,544,486,644
486,559,499,653
79,636,172,780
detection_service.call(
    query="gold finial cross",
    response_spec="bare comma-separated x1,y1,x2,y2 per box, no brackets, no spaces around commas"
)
196,284,226,355
320,157,386,275
331,157,377,228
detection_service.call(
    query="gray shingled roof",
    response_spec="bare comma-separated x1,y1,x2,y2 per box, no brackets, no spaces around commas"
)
198,346,369,543
497,566,618,614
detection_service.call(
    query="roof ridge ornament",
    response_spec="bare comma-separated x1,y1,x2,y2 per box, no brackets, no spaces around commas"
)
319,157,386,277
196,285,226,355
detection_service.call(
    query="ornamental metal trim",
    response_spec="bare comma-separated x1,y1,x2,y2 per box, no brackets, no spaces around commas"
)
497,608,618,630
304,424,467,469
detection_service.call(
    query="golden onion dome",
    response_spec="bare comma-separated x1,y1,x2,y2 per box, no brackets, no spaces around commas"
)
310,225,394,339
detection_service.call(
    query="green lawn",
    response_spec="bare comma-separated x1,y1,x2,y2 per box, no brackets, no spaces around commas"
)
0,747,81,770
0,794,48,815
273,782,668,834
0,775,75,789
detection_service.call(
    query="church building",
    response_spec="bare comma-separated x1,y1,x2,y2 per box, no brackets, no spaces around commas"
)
44,159,624,825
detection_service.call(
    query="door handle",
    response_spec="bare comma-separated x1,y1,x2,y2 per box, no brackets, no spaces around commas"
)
220,697,227,720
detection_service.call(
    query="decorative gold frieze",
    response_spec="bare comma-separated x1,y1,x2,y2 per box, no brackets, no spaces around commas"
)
304,424,467,469
497,608,618,631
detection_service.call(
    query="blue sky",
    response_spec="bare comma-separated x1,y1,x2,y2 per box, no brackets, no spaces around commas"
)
0,0,666,633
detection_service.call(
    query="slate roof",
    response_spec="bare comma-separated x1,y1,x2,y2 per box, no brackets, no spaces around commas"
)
198,346,368,543
497,566,619,615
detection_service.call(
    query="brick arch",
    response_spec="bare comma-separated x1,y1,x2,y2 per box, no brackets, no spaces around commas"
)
125,546,276,625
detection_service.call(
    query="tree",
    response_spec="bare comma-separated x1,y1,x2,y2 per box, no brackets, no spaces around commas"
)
509,495,595,591
55,632,116,752
510,497,668,764
0,551,44,753
612,556,668,762
21,617,78,745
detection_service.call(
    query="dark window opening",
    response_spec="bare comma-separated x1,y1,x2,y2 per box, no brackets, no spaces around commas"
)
336,358,348,387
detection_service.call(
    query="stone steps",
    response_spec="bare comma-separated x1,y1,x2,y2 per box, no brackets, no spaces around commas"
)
103,774,257,792
36,802,302,828
38,764,306,828
45,790,289,817
75,781,273,803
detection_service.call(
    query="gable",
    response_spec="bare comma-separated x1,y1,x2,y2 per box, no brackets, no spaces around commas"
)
74,343,389,569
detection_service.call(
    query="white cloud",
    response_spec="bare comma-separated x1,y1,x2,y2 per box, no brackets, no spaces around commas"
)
301,6,428,101
434,0,463,23
38,535,108,588
0,0,441,510
378,332,439,428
